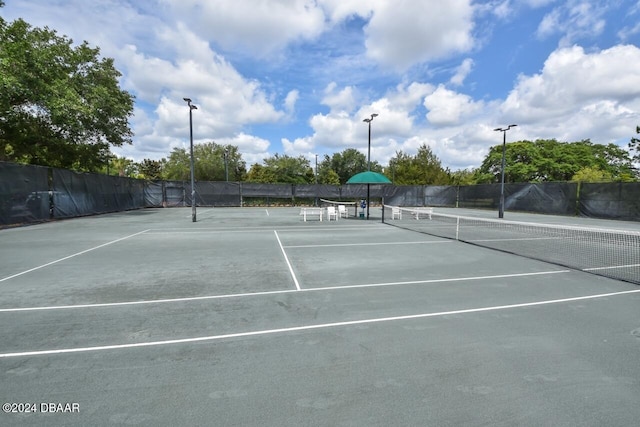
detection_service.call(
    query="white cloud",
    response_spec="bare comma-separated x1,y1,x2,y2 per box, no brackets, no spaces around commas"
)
537,0,607,46
317,0,369,22
386,82,435,111
161,0,326,55
502,45,640,123
424,86,484,126
526,0,558,6
322,83,357,113
450,58,475,86
113,24,287,161
216,133,272,166
364,0,475,70
282,84,428,162
284,90,300,114
282,136,315,155
5,0,639,173
618,22,640,41
494,44,640,156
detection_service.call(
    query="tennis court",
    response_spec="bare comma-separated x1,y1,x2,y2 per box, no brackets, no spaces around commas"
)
1,207,639,426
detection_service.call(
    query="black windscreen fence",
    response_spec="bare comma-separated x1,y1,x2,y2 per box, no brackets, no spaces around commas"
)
458,184,499,209
457,182,579,216
504,182,578,216
384,185,424,207
424,186,458,207
294,184,342,199
1,162,639,226
579,182,640,221
0,162,50,225
52,168,145,218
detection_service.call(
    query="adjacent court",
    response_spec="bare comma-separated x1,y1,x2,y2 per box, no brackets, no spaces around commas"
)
1,207,639,426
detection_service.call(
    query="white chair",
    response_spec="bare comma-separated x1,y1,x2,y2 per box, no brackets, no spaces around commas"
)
327,206,338,221
391,206,402,220
338,205,348,218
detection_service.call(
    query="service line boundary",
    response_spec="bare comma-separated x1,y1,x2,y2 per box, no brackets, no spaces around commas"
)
1,288,638,358
0,270,569,313
274,230,301,291
0,229,151,283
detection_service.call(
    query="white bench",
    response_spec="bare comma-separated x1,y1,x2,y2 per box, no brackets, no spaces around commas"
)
300,207,323,221
389,206,433,220
410,207,433,220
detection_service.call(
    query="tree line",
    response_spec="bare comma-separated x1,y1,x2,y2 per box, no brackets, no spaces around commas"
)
127,138,637,185
1,7,638,186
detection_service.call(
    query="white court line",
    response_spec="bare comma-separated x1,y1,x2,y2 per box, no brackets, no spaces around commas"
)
471,237,563,242
1,288,638,358
145,226,379,233
0,270,569,313
0,230,150,283
584,263,640,271
274,230,301,291
284,241,452,249
586,264,640,272
265,209,270,216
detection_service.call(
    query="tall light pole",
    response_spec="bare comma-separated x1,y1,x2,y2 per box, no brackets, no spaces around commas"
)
224,148,229,182
493,124,517,219
183,98,197,222
363,113,378,219
314,154,318,207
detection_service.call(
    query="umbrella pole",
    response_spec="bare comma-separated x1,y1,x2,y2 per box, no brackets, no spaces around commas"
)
367,184,370,220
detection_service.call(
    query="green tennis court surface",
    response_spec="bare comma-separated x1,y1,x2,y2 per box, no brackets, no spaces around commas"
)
1,207,639,426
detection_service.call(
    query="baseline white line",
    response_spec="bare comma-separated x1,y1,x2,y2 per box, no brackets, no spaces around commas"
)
0,230,151,283
284,241,451,249
0,270,569,313
1,288,638,358
274,230,301,291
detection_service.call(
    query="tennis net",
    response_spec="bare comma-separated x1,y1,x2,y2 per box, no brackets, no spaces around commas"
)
382,205,640,285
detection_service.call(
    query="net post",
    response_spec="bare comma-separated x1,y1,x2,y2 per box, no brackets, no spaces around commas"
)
456,216,460,240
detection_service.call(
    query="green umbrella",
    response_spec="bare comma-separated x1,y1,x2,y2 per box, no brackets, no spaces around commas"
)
346,171,392,184
346,171,391,220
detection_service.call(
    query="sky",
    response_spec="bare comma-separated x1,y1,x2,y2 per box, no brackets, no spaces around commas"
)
3,0,640,171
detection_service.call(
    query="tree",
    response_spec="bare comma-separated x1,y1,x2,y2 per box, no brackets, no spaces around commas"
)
0,16,134,171
193,142,246,181
317,159,340,185
387,144,450,185
161,142,246,181
320,148,383,184
162,147,190,180
138,159,163,180
108,156,136,177
246,154,313,184
478,139,635,183
449,168,477,186
571,167,612,182
630,125,640,163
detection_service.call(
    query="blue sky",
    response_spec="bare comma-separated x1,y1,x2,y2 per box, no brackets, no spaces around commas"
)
3,0,640,170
